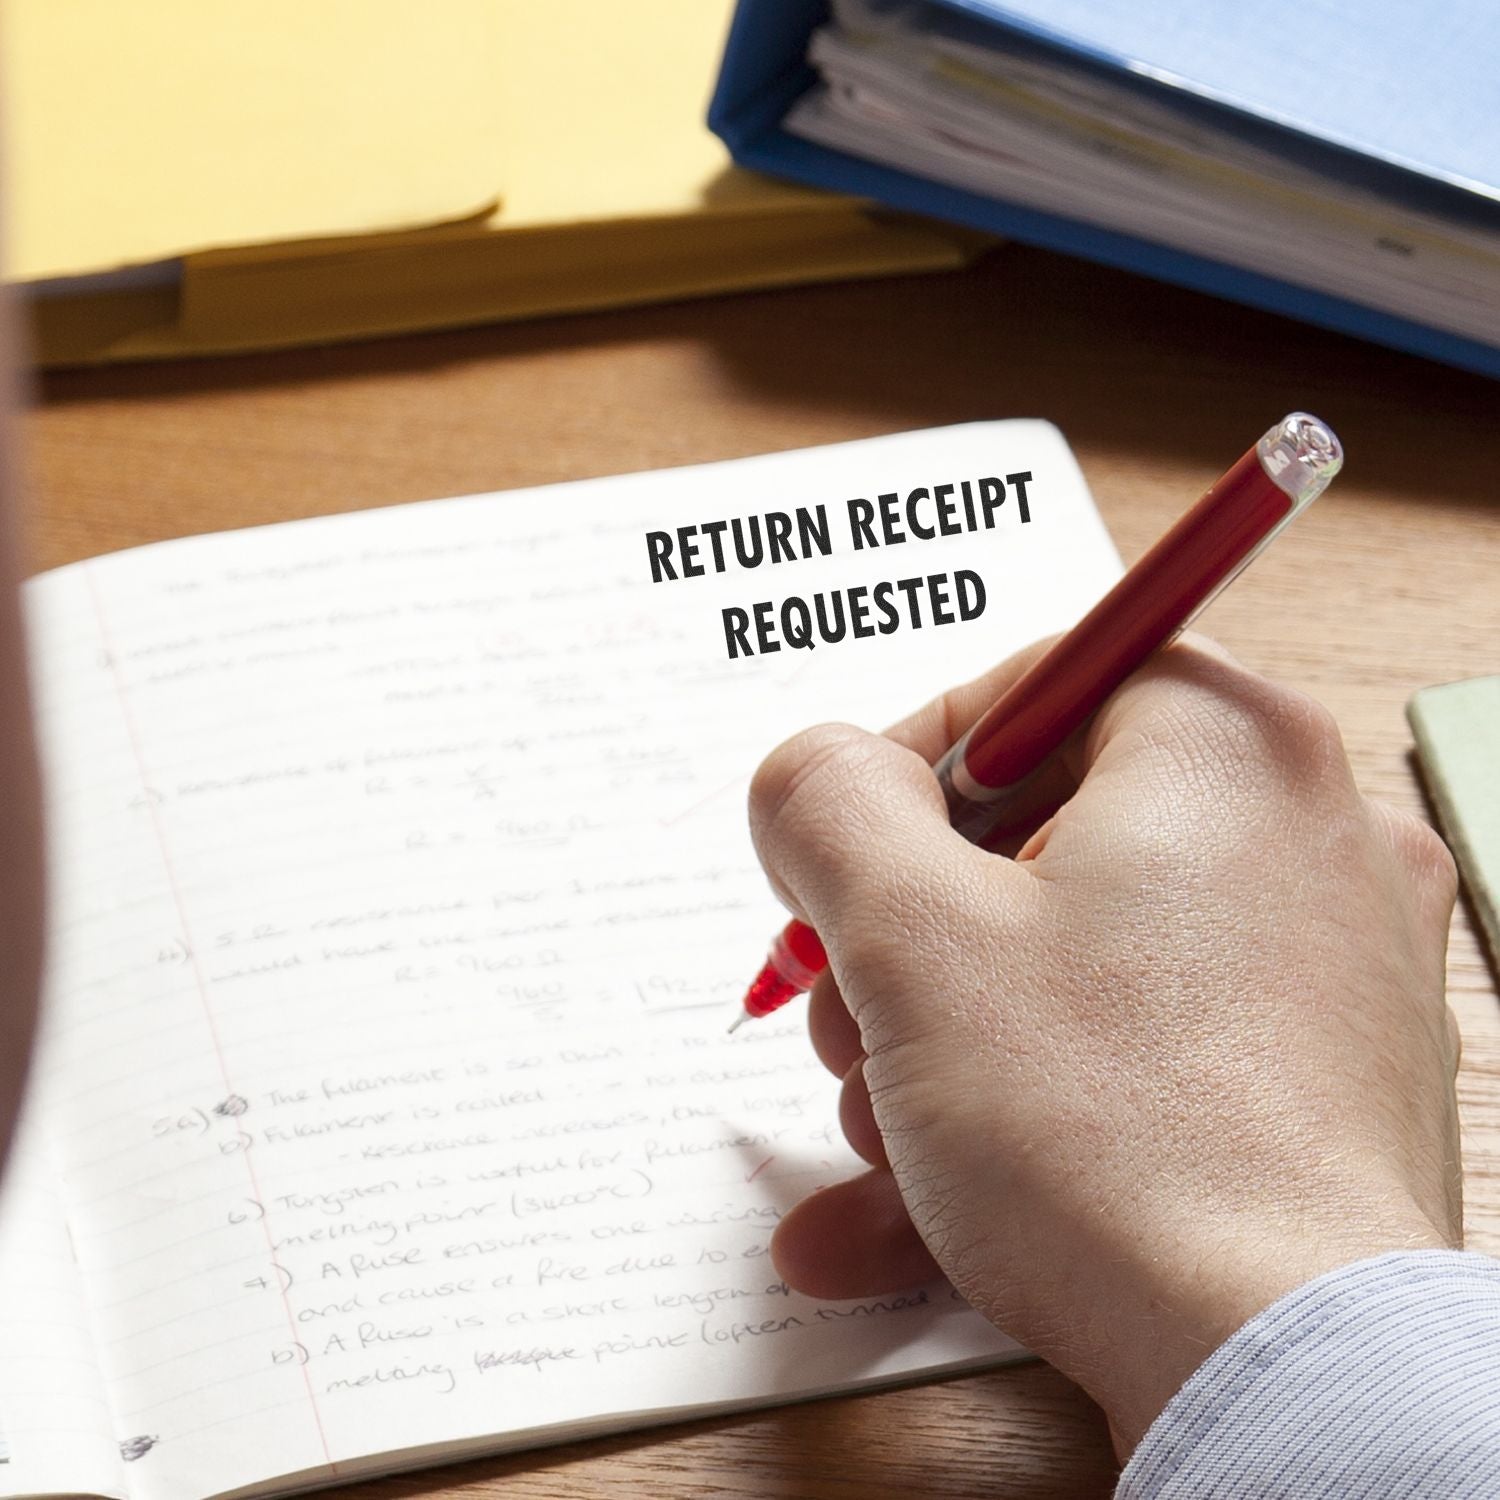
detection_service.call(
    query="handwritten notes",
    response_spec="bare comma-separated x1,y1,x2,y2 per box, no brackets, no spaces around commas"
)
0,1117,124,1498
4,424,1121,1500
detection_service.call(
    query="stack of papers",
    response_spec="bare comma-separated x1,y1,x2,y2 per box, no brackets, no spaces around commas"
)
785,0,1500,353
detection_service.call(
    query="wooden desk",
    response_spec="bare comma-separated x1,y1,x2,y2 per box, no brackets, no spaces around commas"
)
24,245,1500,1497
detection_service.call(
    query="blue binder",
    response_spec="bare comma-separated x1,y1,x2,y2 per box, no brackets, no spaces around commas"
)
708,0,1500,380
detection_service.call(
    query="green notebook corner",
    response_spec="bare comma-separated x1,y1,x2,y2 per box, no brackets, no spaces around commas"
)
1410,676,1500,973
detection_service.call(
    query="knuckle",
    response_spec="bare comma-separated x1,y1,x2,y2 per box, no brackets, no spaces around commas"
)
1174,629,1239,666
1380,803,1459,900
748,725,928,916
1447,1006,1464,1073
1101,648,1351,800
1268,686,1344,758
837,1062,888,1167
1180,673,1347,788
748,723,874,842
1212,675,1341,763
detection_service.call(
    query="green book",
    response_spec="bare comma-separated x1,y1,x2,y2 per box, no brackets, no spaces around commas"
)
1409,676,1500,971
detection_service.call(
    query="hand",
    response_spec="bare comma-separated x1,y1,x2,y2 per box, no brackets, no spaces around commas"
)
747,636,1462,1455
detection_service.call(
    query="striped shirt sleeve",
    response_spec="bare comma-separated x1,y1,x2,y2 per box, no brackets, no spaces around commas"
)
1117,1250,1500,1498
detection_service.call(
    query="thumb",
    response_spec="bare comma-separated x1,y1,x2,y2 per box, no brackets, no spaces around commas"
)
747,723,1021,1024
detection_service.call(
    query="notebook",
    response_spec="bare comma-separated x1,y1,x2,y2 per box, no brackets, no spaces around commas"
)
0,422,1122,1500
709,0,1500,379
1409,677,1500,975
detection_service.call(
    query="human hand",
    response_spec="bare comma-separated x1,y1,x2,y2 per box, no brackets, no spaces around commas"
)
747,636,1462,1455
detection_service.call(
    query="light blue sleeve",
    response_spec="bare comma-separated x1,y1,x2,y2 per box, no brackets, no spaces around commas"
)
1117,1250,1500,1498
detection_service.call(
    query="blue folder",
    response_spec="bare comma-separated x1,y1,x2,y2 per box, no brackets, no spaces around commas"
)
708,0,1500,380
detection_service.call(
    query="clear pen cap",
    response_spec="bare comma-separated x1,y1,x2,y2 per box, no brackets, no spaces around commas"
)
1257,412,1343,509
1170,411,1342,641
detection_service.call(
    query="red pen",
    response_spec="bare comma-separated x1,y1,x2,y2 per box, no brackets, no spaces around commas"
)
729,412,1343,1032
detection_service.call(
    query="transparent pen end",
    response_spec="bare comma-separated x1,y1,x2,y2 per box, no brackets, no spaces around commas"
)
1257,413,1343,509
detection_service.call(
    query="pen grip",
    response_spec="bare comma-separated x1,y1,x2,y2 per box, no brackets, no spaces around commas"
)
933,732,1076,847
743,920,830,1021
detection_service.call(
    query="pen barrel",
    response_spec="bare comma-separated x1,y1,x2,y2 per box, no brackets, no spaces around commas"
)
933,734,1076,847
932,412,1344,836
954,445,1295,795
771,921,828,991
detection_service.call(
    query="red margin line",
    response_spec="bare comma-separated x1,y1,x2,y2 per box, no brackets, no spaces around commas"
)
85,564,337,1473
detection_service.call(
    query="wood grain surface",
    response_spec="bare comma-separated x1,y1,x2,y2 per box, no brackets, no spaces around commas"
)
22,244,1500,1498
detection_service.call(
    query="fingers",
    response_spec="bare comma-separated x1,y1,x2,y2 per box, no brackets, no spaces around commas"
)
1368,800,1460,927
883,635,1057,763
1007,637,1361,872
748,723,1024,1008
808,968,861,1077
1078,635,1349,797
771,1168,942,1299
839,1058,888,1168
809,977,887,1166
884,634,1249,839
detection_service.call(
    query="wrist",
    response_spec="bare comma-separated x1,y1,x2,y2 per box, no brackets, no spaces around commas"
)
1080,1217,1453,1455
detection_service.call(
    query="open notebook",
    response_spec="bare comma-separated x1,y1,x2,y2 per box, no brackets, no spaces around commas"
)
0,422,1121,1500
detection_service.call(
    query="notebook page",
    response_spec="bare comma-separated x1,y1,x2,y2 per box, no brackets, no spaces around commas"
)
24,423,1121,1500
0,1101,123,1499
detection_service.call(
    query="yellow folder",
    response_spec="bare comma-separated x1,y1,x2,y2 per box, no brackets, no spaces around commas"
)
4,2,981,365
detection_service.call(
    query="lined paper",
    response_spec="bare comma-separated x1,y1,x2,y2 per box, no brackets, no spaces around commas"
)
9,424,1121,1500
0,1111,123,1499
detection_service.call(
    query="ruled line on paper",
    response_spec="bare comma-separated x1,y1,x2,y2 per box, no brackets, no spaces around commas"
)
85,565,340,1480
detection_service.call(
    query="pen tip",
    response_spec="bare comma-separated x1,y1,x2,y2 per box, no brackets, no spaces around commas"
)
726,1010,748,1035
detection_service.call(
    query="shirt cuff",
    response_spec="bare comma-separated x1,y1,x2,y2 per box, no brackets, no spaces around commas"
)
1117,1249,1500,1499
